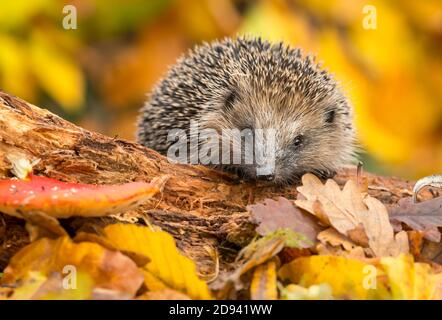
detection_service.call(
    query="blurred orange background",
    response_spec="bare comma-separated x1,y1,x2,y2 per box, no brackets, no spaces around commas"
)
0,0,441,179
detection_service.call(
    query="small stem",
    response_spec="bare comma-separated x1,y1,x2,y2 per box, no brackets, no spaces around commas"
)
356,161,363,186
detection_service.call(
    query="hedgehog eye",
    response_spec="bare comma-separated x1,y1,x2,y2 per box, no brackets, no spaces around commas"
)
293,134,304,148
223,91,237,110
325,109,336,124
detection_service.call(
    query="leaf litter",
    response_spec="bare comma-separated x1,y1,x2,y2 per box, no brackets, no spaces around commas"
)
1,167,442,300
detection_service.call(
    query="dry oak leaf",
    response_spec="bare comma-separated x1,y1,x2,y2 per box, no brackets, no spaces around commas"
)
295,173,409,257
250,259,278,300
389,197,442,242
101,223,212,300
317,228,360,252
315,243,366,259
317,228,366,258
1,237,144,298
247,197,321,246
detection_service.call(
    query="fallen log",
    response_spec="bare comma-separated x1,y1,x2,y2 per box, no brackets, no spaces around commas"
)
0,91,431,274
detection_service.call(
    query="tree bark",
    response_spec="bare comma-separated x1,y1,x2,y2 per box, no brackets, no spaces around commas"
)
0,91,429,274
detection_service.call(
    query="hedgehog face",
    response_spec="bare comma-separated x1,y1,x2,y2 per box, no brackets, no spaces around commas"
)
200,74,356,184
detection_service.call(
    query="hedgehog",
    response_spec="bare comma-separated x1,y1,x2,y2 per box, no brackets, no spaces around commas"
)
137,37,356,184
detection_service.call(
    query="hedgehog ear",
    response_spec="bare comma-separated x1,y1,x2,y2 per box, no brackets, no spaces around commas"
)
325,109,336,124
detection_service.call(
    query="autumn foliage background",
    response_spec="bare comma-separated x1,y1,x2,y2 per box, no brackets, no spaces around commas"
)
0,0,441,178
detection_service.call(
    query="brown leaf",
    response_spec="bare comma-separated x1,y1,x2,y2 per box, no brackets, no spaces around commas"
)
407,231,424,258
296,173,409,257
234,237,285,280
316,228,366,258
278,247,311,265
346,224,369,247
212,236,285,298
247,197,321,245
389,197,442,242
316,243,366,259
360,196,409,257
421,240,442,265
295,174,365,234
23,210,68,241
318,228,360,252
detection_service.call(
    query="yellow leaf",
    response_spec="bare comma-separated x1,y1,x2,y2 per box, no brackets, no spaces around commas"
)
1,271,96,300
29,30,84,112
102,224,212,300
250,259,277,300
142,269,169,291
239,0,315,50
0,0,52,29
0,35,36,100
296,0,366,26
38,272,95,300
278,255,390,299
175,0,226,41
351,2,415,71
1,271,48,300
279,254,442,300
1,237,144,298
380,254,442,300
280,283,334,300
